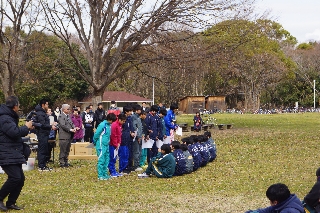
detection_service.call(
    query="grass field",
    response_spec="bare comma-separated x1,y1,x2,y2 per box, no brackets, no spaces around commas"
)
5,113,320,212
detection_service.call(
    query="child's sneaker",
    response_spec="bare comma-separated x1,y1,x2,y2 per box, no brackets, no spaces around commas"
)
114,172,123,177
38,166,53,172
110,173,119,178
135,167,143,172
98,177,110,181
138,173,149,178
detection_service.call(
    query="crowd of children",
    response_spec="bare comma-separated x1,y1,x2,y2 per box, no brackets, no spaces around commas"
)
91,103,217,180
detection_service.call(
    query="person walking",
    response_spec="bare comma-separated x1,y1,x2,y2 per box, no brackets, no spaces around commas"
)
0,96,33,211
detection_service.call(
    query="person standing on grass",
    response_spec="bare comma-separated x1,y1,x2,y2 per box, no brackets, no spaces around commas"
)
35,99,58,171
93,113,117,180
164,103,178,141
58,104,77,168
0,96,33,211
109,113,126,177
71,108,84,143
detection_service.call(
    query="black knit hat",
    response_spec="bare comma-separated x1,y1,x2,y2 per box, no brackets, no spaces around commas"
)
316,168,320,176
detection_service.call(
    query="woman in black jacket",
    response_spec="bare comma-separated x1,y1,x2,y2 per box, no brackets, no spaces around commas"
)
0,96,32,211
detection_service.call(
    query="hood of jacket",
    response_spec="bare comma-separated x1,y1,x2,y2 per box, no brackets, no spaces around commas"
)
274,194,304,212
0,104,18,121
35,104,46,113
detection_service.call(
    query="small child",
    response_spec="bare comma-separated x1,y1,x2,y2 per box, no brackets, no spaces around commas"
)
180,143,193,174
93,113,117,180
138,144,176,178
171,141,187,176
204,131,217,161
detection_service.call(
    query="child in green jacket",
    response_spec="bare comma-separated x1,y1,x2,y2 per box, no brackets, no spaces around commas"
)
93,113,117,180
138,144,175,178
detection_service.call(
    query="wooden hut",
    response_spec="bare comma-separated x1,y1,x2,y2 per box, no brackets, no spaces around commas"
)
179,95,226,114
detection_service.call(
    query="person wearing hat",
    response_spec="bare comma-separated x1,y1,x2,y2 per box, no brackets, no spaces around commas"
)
303,168,320,212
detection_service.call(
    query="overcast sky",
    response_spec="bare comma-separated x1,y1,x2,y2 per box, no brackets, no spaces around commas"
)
256,0,320,43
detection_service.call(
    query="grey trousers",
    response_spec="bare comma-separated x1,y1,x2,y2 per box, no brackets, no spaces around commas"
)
59,139,71,165
133,138,141,169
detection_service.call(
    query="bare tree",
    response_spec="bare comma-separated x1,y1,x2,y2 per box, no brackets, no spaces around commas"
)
40,0,252,104
0,0,40,98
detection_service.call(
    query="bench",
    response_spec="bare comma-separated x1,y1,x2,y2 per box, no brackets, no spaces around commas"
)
202,125,209,131
207,123,214,129
178,123,189,132
226,124,233,129
217,124,225,130
217,124,233,130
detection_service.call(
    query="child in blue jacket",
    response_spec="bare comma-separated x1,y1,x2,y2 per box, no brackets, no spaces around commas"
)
180,143,193,174
204,131,216,161
245,183,304,213
119,106,135,174
93,113,117,180
183,136,201,171
171,141,187,176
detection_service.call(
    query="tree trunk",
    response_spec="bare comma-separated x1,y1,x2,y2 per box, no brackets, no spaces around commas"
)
91,88,104,108
1,67,15,98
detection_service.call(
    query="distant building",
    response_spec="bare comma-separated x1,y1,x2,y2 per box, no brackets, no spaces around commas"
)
179,96,226,114
79,91,152,111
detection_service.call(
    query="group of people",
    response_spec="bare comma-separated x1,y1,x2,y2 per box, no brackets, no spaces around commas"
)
92,103,180,180
246,168,320,213
138,132,217,178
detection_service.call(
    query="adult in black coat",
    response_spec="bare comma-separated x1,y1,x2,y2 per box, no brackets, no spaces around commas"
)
94,103,106,128
0,96,32,211
35,99,57,171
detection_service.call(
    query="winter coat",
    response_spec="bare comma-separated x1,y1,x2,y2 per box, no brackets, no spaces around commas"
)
71,114,83,140
0,104,29,165
246,194,304,213
94,108,105,128
35,104,52,136
304,177,320,208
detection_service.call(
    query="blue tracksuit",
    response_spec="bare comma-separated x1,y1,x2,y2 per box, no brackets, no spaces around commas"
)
145,113,159,160
196,142,209,167
93,120,112,179
183,150,194,173
188,144,201,171
172,149,187,176
119,115,134,172
206,140,216,162
164,110,177,136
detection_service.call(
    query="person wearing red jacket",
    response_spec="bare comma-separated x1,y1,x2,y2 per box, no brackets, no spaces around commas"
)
108,114,126,177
